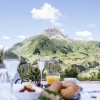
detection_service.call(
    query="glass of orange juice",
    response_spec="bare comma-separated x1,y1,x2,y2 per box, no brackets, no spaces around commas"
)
46,72,60,84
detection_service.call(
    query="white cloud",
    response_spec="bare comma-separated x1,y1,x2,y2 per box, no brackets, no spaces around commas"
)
51,20,61,26
18,35,28,40
61,29,64,32
2,36,11,40
74,37,93,41
75,31,93,41
87,24,96,28
31,3,62,26
0,45,4,49
76,31,92,37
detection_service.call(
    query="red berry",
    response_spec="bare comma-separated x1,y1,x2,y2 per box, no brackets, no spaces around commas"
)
19,88,25,92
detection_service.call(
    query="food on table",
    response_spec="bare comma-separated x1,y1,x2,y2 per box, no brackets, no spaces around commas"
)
39,81,80,100
47,81,62,92
61,81,74,87
38,96,50,100
36,82,43,88
41,89,61,100
61,81,80,99
19,84,36,92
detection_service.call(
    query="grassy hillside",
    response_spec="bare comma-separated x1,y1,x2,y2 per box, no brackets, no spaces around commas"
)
10,35,100,66
8,34,100,81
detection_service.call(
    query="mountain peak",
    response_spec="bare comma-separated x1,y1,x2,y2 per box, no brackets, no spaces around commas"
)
42,28,69,40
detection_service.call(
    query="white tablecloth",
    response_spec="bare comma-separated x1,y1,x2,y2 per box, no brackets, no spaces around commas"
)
0,69,20,83
0,83,18,100
79,83,100,100
0,83,100,100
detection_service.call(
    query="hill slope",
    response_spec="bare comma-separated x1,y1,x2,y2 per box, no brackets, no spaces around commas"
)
10,28,100,65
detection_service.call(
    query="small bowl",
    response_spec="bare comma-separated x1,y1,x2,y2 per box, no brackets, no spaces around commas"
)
15,92,41,100
13,84,42,100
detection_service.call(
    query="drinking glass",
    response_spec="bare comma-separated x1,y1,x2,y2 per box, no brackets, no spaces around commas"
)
37,60,45,82
46,72,60,84
3,55,20,100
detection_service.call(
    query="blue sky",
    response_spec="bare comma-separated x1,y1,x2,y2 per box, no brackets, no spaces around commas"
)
0,0,100,49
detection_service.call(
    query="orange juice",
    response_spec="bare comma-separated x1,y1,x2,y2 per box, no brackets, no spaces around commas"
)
46,76,60,84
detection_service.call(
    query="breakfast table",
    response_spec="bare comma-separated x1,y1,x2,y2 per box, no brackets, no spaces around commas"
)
0,81,100,100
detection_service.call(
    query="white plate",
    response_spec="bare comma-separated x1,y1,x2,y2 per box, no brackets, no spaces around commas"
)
64,78,78,83
13,84,42,100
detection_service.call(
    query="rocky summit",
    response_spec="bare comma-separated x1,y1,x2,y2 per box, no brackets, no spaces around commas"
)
42,28,69,40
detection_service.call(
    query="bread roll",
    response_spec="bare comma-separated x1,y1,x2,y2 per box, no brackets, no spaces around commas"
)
47,81,62,92
60,81,80,99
